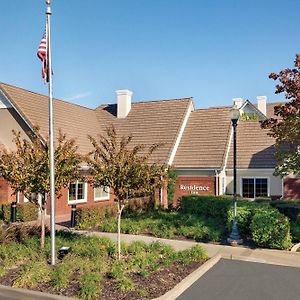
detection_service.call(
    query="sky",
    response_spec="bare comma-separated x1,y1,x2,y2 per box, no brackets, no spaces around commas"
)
0,0,299,109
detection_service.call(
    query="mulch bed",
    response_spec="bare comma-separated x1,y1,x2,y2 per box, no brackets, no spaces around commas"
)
0,260,205,300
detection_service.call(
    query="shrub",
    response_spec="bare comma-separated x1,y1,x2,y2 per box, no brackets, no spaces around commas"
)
270,202,300,220
290,218,300,242
150,223,175,239
226,206,254,236
251,208,292,250
13,261,52,289
125,196,153,214
0,202,38,223
180,195,232,221
79,273,102,300
76,204,117,229
117,276,135,292
110,260,126,280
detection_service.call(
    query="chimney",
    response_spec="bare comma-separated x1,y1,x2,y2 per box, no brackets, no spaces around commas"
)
232,98,243,109
116,89,132,118
257,96,267,116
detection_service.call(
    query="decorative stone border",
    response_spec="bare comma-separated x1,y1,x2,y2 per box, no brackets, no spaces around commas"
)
153,254,221,300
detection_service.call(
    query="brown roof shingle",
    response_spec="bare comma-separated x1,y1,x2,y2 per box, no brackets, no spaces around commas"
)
0,82,99,155
0,83,191,164
173,106,232,169
95,98,192,164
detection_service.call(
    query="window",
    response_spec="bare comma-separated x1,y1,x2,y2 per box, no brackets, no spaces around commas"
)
68,181,87,203
242,178,268,198
94,186,110,201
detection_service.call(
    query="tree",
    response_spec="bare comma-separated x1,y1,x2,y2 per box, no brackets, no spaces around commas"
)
0,130,82,248
261,54,300,176
88,125,166,259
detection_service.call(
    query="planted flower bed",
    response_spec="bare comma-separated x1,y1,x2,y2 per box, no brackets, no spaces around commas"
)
0,226,207,300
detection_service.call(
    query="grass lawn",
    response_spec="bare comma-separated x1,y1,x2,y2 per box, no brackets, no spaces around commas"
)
78,210,226,242
0,227,207,300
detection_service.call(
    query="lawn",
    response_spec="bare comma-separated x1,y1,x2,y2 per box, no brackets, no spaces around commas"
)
0,225,207,300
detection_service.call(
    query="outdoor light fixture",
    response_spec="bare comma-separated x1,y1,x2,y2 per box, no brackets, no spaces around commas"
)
58,246,71,260
228,105,243,245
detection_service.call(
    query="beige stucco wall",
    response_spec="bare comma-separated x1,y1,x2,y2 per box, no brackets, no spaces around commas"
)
0,108,30,150
226,169,282,198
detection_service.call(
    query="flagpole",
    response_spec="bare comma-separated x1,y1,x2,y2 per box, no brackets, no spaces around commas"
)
46,0,56,266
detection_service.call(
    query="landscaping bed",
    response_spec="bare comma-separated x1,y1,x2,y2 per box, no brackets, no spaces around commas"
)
0,227,207,300
75,195,295,250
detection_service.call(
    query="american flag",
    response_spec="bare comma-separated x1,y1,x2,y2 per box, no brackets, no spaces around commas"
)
37,27,49,82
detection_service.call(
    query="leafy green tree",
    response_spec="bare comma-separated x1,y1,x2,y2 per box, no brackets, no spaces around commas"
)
88,125,166,259
0,130,81,248
261,55,300,176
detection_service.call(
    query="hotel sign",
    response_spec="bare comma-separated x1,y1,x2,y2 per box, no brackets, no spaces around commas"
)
179,184,209,194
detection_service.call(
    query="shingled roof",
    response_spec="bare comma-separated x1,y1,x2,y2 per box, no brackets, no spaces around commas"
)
0,82,99,155
0,83,191,164
174,102,280,170
173,106,232,169
95,98,192,164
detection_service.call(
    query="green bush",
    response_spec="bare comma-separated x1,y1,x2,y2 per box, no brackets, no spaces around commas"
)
270,202,300,220
226,206,254,236
0,203,38,223
76,204,118,229
78,272,102,300
251,208,292,250
290,218,300,242
180,195,232,221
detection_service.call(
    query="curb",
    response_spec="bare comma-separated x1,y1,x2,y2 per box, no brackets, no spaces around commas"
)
0,284,76,300
291,243,300,252
152,254,221,300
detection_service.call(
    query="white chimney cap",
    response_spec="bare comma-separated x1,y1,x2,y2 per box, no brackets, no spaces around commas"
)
116,89,133,118
257,96,267,116
232,98,243,109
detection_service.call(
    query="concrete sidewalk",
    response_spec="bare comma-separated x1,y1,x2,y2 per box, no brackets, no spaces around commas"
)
73,230,300,268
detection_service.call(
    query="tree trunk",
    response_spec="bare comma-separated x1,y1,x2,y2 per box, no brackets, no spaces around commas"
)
40,206,45,249
38,193,45,249
117,202,125,260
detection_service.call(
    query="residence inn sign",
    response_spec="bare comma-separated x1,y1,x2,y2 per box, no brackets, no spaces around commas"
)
174,176,215,205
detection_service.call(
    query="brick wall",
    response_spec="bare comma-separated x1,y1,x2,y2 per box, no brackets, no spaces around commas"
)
45,183,115,216
284,178,300,200
173,176,215,206
0,177,16,204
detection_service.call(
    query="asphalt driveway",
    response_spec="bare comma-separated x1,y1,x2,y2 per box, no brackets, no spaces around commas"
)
177,258,300,300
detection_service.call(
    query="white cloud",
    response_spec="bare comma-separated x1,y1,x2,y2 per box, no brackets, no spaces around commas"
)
66,92,91,101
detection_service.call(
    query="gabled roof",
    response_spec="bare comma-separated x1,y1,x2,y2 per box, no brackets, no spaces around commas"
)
224,102,282,169
173,106,232,169
0,83,191,164
95,98,192,164
0,82,99,155
174,101,282,170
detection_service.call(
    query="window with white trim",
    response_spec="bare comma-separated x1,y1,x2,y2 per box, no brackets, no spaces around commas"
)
94,186,110,201
242,178,268,198
68,181,87,203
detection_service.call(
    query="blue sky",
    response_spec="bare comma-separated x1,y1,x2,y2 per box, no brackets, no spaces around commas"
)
1,0,299,109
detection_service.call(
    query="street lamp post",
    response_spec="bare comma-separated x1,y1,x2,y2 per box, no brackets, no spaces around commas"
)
228,105,243,245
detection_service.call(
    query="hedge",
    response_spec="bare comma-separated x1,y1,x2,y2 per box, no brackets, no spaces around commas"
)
251,208,292,249
180,195,292,249
0,202,38,223
76,204,118,229
76,197,154,229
